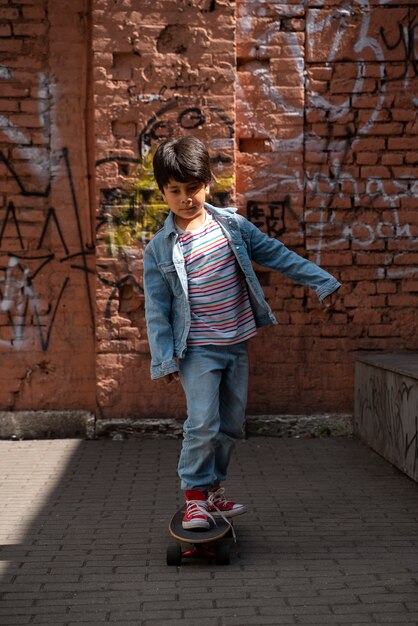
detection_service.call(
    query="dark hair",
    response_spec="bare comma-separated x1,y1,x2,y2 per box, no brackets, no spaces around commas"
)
152,136,213,192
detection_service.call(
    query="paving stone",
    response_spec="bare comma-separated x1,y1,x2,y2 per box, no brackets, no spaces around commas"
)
1,437,418,626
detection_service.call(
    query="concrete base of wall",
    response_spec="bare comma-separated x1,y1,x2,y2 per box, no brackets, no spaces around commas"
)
246,413,353,438
354,353,418,483
0,411,353,440
0,411,96,440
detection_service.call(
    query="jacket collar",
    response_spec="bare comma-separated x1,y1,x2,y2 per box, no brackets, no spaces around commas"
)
162,202,237,239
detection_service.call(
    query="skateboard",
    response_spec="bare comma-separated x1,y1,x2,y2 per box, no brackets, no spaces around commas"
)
167,508,236,566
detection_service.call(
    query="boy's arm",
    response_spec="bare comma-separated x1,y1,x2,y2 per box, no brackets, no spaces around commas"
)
242,217,341,302
143,246,180,380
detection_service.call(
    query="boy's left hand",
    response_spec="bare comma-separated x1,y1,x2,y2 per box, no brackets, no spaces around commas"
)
323,291,339,310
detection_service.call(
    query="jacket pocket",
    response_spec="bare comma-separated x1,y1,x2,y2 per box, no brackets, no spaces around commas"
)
159,262,183,297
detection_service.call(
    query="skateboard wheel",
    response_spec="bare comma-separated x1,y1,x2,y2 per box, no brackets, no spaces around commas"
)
166,544,182,566
215,543,230,566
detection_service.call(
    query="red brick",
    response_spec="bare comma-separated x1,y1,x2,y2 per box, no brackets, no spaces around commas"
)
0,8,19,19
388,294,418,306
0,23,12,36
388,138,417,150
405,152,418,165
0,38,22,52
376,282,397,294
360,166,391,179
393,253,418,265
381,153,404,166
356,152,379,165
368,324,401,337
402,281,418,293
352,138,386,152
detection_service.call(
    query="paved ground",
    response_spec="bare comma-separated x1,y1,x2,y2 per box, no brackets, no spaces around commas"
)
0,436,418,626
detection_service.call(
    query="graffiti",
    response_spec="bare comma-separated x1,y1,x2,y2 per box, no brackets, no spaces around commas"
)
358,370,418,480
247,197,295,238
95,97,236,327
128,63,212,105
237,2,417,272
138,102,234,158
0,254,70,350
98,253,144,323
405,414,418,478
131,80,211,104
96,100,235,256
0,201,24,249
0,148,94,351
380,20,418,84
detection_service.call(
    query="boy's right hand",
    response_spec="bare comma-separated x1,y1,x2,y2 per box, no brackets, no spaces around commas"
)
164,372,180,384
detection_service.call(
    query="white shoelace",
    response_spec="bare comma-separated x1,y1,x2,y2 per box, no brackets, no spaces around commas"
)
207,489,237,543
207,487,228,507
186,499,216,525
185,491,237,543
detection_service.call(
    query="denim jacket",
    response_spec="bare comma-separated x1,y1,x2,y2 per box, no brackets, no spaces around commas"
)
143,203,341,379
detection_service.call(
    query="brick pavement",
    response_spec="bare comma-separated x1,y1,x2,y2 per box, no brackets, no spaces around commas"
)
0,436,418,626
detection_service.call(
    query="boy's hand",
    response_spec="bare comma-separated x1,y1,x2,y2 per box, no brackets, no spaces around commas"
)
323,291,339,310
164,372,180,384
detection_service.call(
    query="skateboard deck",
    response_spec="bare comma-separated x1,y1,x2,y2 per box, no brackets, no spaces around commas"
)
167,507,235,565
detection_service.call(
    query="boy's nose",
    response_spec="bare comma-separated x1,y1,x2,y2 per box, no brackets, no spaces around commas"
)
181,194,192,205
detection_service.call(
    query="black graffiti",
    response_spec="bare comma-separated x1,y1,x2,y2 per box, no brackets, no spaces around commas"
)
0,147,94,351
38,207,69,255
178,107,206,129
0,150,51,197
157,78,211,102
0,201,24,249
359,375,417,466
97,271,144,322
309,124,353,211
96,186,167,239
247,196,294,238
138,102,234,157
405,413,418,477
95,156,140,167
380,20,418,83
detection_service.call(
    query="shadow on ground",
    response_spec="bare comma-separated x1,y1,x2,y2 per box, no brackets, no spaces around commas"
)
0,436,418,625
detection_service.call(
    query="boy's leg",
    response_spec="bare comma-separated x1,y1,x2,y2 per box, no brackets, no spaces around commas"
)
214,341,249,484
177,345,226,491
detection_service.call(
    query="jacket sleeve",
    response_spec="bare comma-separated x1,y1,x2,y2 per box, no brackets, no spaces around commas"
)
241,216,341,302
143,244,179,379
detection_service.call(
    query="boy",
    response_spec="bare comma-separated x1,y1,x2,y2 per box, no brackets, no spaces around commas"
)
143,136,341,530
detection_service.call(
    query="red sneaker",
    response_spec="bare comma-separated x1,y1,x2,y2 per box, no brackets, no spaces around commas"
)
182,490,211,530
207,487,247,518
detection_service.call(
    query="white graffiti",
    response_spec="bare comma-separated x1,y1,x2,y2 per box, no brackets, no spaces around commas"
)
238,1,417,279
0,256,31,347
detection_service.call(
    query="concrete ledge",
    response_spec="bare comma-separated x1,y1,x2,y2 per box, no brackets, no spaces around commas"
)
355,353,418,482
0,412,354,440
0,411,96,440
95,418,184,439
95,413,353,440
246,413,353,438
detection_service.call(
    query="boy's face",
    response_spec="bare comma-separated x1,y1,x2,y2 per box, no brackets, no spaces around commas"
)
162,178,209,230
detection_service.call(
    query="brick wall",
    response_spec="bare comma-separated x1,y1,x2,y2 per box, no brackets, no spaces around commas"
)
1,1,417,421
93,0,236,420
0,0,95,411
238,0,418,414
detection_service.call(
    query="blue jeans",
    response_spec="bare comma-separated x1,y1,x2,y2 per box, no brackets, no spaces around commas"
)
178,341,249,491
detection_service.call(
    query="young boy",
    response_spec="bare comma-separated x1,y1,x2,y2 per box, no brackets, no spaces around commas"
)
143,136,341,530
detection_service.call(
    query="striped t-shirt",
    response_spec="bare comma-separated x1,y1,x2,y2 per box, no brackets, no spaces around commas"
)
176,212,257,346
